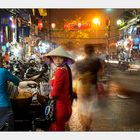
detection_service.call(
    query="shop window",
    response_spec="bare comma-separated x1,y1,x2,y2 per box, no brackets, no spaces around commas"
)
136,27,140,35
19,26,30,37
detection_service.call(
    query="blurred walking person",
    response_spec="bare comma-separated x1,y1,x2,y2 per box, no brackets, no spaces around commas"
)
74,44,103,131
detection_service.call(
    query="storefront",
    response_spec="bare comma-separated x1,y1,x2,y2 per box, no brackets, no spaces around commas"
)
116,19,140,57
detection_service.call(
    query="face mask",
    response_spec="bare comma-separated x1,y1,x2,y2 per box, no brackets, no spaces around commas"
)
54,61,66,67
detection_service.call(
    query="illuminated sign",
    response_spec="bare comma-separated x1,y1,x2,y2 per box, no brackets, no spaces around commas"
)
0,17,11,26
64,22,91,30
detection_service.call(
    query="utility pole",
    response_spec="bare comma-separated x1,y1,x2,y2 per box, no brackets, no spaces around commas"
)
107,17,111,54
105,8,112,54
48,9,51,42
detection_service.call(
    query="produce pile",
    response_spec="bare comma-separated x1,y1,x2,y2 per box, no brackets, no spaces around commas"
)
8,82,33,99
15,92,32,99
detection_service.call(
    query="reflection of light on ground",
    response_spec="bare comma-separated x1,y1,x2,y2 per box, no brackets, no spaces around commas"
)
105,60,119,64
108,81,124,96
69,79,140,131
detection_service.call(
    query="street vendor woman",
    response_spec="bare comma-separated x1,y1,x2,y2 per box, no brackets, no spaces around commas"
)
0,53,37,131
43,46,75,131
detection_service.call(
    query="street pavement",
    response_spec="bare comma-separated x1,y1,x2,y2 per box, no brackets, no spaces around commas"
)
68,64,140,131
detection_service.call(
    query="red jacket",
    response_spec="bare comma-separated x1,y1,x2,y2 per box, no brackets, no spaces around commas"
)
49,66,72,131
50,67,71,103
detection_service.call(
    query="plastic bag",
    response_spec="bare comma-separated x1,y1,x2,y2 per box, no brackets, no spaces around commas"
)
96,82,105,96
44,99,56,121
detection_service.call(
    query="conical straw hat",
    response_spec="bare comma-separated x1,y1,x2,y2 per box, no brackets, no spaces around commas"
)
44,46,75,64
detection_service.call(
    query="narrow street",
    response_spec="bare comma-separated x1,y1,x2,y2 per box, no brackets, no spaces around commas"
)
69,64,140,131
0,9,140,134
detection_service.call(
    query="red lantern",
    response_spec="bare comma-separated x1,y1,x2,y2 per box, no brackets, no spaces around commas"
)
38,21,43,29
64,24,69,30
77,23,82,29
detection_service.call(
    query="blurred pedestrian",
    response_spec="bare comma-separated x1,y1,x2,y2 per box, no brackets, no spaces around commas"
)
3,51,9,64
74,43,103,131
44,46,75,131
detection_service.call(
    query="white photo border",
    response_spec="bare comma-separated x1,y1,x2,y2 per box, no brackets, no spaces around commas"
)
0,0,140,8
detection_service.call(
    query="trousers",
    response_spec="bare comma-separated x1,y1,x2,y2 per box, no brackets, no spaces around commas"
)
0,107,14,131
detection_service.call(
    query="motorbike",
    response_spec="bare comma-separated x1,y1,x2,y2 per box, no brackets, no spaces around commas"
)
7,59,51,131
118,60,129,71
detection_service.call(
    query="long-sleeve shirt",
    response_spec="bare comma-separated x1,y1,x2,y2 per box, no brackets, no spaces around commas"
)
0,68,20,107
48,66,72,131
50,67,71,103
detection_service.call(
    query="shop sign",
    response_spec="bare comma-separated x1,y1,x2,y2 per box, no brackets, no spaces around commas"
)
0,17,11,26
64,22,91,30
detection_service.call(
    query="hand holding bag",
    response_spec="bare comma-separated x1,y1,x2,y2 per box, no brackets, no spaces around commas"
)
44,99,56,121
37,93,55,121
96,82,105,96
